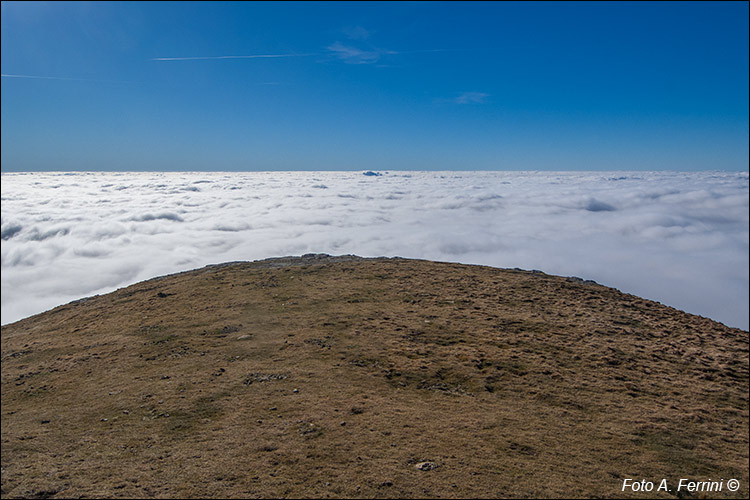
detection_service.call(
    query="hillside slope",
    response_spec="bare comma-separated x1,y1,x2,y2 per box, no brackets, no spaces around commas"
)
2,255,748,498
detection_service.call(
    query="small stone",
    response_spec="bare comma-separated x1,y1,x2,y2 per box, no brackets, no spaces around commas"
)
293,388,299,393
415,461,438,471
101,418,108,422
340,421,346,426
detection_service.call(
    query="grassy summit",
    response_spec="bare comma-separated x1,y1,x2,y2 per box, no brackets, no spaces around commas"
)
1,255,748,498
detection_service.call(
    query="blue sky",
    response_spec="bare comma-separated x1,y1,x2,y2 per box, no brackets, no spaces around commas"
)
1,1,748,172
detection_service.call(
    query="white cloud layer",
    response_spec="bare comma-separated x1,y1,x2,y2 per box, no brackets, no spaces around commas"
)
1,171,748,330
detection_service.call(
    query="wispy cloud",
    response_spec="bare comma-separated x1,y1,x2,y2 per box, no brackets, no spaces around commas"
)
455,92,490,104
342,25,372,41
326,42,397,65
151,53,317,61
433,92,491,106
323,25,399,65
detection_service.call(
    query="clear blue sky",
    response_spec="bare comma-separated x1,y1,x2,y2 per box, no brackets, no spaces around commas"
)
1,1,748,172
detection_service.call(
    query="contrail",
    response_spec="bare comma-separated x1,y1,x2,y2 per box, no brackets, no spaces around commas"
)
151,53,318,61
1,73,129,83
2,73,92,81
150,48,472,62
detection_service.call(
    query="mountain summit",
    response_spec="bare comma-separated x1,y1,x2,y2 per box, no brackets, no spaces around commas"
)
2,255,747,498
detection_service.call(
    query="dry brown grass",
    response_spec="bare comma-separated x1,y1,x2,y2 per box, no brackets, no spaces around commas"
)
1,255,748,498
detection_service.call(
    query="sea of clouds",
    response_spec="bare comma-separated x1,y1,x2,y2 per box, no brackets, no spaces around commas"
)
1,170,748,330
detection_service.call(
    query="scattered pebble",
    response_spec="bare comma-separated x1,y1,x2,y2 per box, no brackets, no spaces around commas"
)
415,461,438,471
